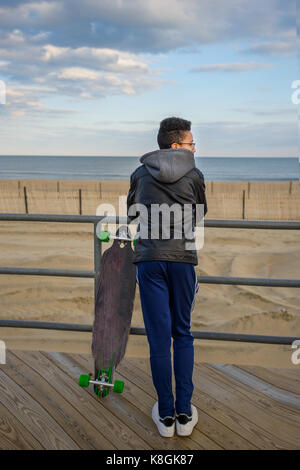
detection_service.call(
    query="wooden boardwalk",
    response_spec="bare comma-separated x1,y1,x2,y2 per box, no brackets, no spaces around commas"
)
0,349,299,450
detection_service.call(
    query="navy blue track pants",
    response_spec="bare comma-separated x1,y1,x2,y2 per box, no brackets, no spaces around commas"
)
136,261,198,418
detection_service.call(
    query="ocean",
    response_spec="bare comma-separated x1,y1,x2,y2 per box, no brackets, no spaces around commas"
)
0,155,299,182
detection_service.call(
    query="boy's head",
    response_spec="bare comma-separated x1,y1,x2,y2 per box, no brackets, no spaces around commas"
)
157,117,195,153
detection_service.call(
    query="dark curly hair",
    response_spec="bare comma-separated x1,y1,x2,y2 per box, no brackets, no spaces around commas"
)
157,117,191,149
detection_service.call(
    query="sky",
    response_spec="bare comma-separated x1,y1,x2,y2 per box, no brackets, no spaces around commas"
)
0,0,298,157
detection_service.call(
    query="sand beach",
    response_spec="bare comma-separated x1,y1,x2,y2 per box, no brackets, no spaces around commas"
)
0,179,299,370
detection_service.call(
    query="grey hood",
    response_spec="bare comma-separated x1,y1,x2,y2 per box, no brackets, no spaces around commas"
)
140,148,195,183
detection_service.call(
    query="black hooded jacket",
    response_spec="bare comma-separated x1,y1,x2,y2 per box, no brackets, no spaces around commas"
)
126,148,207,265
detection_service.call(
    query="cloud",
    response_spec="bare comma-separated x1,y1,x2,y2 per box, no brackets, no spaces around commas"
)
0,0,296,157
193,120,297,156
233,107,296,116
0,84,79,120
0,30,153,75
1,117,296,157
190,62,274,72
41,44,151,74
0,0,295,53
0,1,295,112
0,1,63,29
0,29,164,101
58,67,99,81
240,41,296,56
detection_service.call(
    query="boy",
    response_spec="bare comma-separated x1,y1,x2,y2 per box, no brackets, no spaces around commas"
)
127,117,207,437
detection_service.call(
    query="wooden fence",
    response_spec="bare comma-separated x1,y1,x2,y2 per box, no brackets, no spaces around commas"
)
0,180,299,220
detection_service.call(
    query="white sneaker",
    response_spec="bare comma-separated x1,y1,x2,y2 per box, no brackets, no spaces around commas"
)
176,405,198,436
152,402,175,438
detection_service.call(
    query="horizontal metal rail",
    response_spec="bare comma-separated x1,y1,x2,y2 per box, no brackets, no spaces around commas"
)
0,267,95,278
0,213,300,229
0,213,105,223
197,276,300,287
0,319,299,345
204,219,300,230
0,213,299,345
0,267,299,287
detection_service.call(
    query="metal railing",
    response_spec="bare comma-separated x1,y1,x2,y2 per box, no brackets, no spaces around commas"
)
0,213,300,345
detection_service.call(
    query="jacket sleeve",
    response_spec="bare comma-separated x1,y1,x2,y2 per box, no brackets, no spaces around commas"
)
195,169,208,217
127,172,137,221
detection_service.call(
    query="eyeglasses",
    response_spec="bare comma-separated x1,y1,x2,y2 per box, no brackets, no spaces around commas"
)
175,142,196,147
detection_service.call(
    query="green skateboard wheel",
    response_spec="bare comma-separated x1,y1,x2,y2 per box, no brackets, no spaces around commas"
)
99,230,110,242
78,374,90,388
113,380,124,393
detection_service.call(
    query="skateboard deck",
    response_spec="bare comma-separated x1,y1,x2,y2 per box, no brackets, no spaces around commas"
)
91,225,136,396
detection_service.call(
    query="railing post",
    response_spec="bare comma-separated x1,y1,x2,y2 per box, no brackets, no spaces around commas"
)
79,189,82,215
23,186,28,214
94,222,102,312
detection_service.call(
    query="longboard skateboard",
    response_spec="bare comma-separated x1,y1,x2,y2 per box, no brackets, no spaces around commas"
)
78,225,136,397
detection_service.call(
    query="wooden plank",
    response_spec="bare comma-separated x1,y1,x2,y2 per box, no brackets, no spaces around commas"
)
6,351,115,450
69,354,197,450
130,357,292,450
50,352,206,450
209,364,300,411
237,365,300,396
80,353,224,450
0,402,43,450
17,350,150,450
44,352,155,450
203,364,300,426
117,357,257,450
195,364,300,449
3,348,298,450
0,368,79,450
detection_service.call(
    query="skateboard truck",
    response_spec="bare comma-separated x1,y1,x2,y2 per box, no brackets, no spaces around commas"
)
78,374,124,394
99,230,136,246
